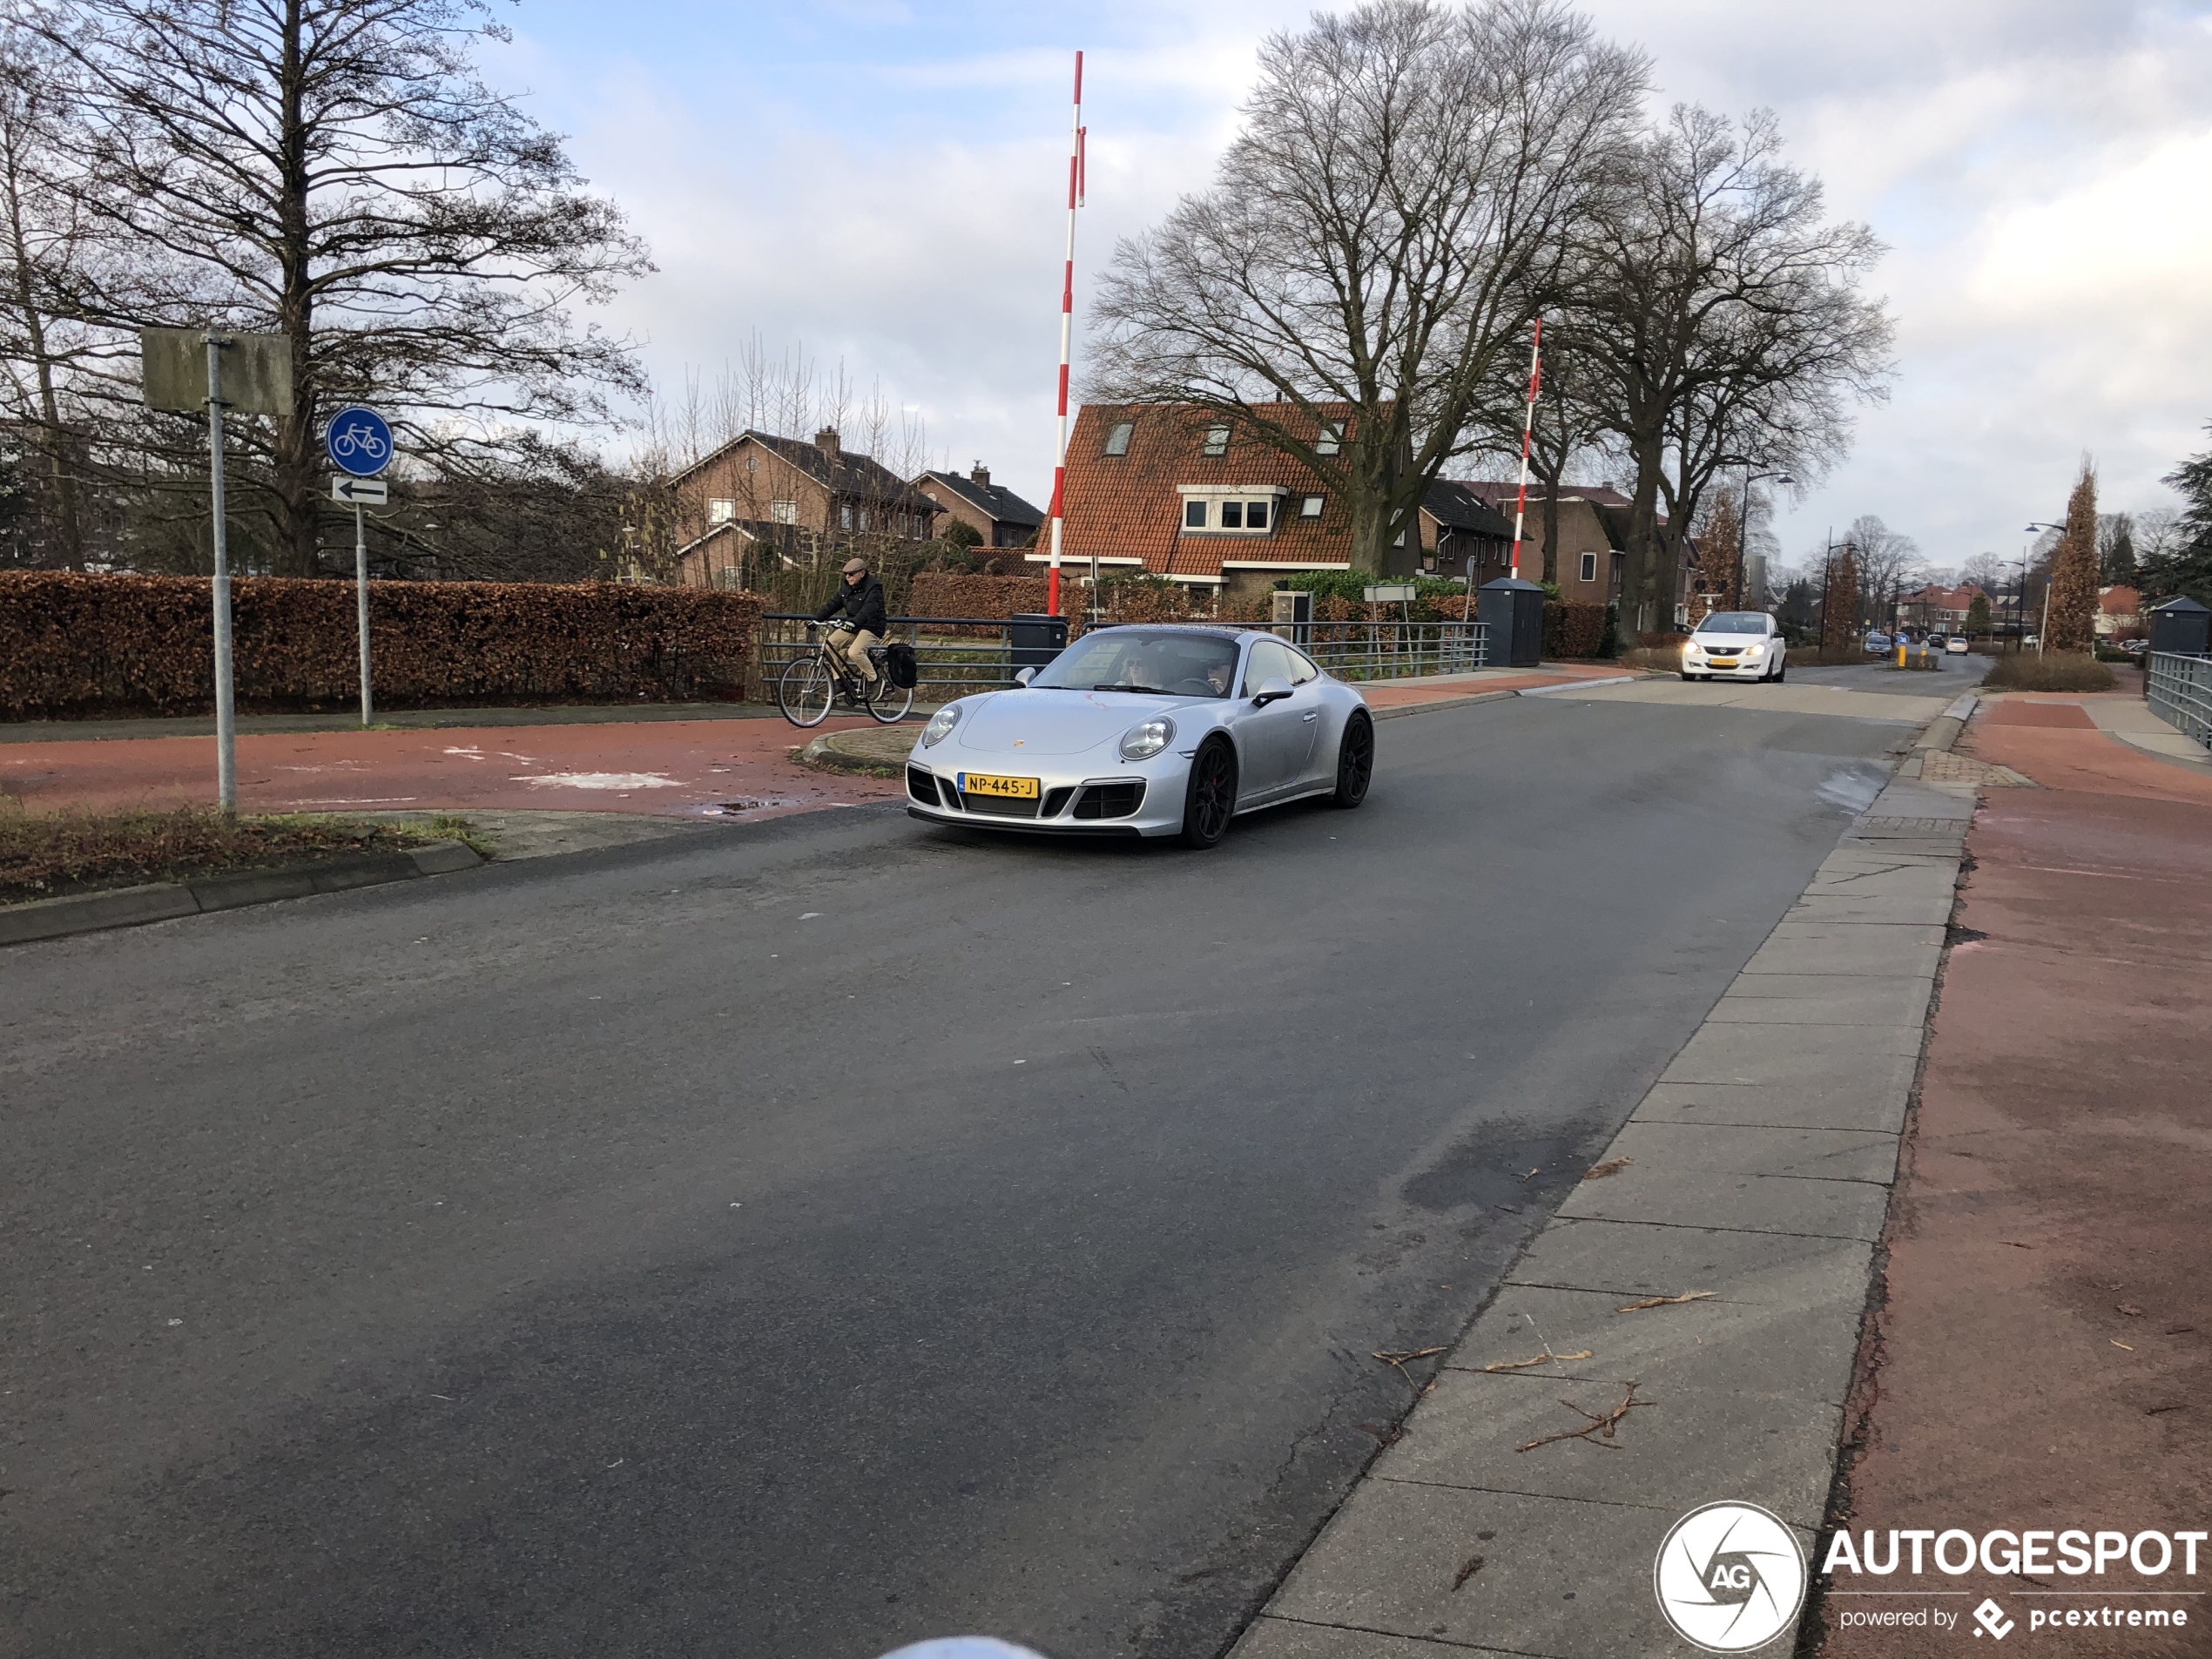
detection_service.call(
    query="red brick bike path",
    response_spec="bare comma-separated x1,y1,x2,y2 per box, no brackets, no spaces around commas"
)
0,667,1618,823
1819,701,2211,1657
0,715,905,821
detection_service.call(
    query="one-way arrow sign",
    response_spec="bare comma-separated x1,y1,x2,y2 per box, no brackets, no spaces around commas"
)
332,476,388,504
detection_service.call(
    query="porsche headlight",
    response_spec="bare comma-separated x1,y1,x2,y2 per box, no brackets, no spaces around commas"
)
921,705,961,747
1118,717,1175,760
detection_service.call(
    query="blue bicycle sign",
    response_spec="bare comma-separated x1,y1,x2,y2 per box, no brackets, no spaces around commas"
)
324,406,392,477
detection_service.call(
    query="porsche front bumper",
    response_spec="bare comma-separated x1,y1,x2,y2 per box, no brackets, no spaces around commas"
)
901,751,1190,838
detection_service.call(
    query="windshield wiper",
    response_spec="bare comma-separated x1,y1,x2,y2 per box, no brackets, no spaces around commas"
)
1091,683,1174,694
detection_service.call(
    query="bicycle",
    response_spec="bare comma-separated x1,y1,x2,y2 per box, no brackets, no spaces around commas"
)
778,623,914,727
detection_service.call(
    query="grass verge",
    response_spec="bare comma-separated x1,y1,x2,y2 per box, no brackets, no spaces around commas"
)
0,806,483,905
1979,651,2116,693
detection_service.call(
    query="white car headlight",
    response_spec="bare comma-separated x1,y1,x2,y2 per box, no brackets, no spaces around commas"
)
1744,643,1765,657
921,705,961,747
1118,717,1175,760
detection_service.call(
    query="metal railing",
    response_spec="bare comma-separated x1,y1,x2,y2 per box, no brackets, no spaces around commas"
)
752,613,1493,702
753,614,1054,702
1273,617,1489,681
2148,651,2212,750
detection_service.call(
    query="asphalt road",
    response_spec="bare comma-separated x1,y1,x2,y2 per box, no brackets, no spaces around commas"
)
3,693,1908,1659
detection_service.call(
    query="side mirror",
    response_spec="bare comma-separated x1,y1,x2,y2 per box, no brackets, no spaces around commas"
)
1252,676,1294,706
1013,667,1036,687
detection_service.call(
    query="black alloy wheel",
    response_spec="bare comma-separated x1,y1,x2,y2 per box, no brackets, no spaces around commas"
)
1332,711,1373,808
1179,738,1237,849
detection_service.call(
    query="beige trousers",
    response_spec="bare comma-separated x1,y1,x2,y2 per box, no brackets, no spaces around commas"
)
826,626,880,683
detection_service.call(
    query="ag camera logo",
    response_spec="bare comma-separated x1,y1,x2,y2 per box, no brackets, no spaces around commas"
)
1655,1501,1808,1651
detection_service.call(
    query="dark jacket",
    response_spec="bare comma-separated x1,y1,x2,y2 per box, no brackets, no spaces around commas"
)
818,574,887,637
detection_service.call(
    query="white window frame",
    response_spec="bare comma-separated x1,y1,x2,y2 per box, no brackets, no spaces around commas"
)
707,499,735,524
1177,484,1287,536
1579,550,1597,583
770,500,798,525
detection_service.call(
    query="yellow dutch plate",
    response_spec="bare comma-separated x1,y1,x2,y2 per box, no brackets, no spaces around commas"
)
958,772,1040,799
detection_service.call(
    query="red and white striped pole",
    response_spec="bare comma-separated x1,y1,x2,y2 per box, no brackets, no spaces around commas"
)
1507,317,1543,581
1046,51,1084,617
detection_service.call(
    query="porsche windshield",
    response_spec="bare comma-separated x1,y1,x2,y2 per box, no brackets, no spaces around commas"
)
1029,631,1241,698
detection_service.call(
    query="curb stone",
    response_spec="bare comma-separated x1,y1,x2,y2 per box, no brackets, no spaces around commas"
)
0,840,483,948
1227,704,1976,1659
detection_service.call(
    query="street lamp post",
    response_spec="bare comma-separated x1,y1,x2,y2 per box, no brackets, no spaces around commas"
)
1736,468,1794,609
2024,522,2065,658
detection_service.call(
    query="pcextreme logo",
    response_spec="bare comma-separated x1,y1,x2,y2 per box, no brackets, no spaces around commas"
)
1655,1501,1809,1652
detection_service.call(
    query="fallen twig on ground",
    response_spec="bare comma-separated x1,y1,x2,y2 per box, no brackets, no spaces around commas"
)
1583,1158,1633,1180
1516,1381,1649,1453
1617,1291,1715,1312
1372,1346,1447,1391
1452,1553,1486,1591
1480,1349,1593,1373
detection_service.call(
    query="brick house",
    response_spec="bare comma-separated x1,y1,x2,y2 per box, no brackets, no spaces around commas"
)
1460,482,1700,621
671,427,939,589
915,463,1044,549
1051,402,1420,601
2097,584,2141,639
1419,482,1517,583
1898,583,1987,632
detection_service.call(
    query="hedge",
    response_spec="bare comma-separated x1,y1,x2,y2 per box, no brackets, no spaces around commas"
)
1543,601,1613,659
0,572,766,718
906,572,1087,637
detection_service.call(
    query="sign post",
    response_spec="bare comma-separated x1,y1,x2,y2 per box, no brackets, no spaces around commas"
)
325,406,393,725
142,327,293,813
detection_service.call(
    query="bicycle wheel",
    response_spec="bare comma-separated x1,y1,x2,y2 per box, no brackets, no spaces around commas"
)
778,656,836,727
865,672,914,724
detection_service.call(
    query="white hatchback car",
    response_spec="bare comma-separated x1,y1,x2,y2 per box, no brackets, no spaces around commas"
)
1680,612,1788,682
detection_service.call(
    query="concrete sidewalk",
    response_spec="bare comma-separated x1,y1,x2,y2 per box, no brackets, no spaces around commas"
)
1812,697,2212,1656
1230,762,1974,1654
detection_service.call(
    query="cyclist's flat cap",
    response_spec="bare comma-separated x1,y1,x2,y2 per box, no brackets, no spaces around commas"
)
842,557,868,574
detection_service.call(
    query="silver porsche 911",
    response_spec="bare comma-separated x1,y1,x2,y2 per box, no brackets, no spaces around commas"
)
903,624,1375,847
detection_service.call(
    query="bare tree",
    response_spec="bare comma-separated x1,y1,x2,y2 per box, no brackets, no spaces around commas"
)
1091,0,1646,575
1844,513,1923,626
20,0,652,577
1574,106,1892,642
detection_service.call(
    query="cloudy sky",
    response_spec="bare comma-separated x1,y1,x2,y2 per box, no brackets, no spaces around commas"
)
490,0,2212,577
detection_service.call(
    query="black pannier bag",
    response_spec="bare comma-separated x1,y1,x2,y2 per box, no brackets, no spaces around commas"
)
885,642,919,689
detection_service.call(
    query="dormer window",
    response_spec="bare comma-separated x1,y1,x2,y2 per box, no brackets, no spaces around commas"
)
1203,425,1230,456
1316,421,1344,455
1103,421,1134,456
1177,485,1288,535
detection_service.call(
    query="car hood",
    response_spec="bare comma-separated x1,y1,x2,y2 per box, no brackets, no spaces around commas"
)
954,688,1190,757
1689,634,1767,647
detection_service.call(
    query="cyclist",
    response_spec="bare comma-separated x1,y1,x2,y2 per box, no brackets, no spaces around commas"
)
814,556,887,703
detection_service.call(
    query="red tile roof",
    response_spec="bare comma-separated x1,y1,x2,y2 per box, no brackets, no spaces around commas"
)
2101,584,2141,616
1056,403,1364,579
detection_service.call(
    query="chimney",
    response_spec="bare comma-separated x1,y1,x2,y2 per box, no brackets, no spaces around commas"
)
814,427,840,459
969,461,991,489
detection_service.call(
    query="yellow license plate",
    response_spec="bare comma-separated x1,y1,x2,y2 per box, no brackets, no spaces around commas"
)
959,772,1039,799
